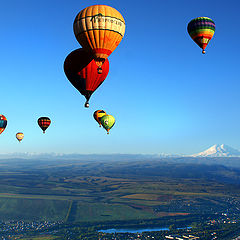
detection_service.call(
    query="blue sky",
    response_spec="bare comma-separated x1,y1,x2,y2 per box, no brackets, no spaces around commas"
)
0,0,239,155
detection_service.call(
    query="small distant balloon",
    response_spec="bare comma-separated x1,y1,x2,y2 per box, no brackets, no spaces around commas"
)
16,132,24,142
187,17,215,54
0,114,7,135
100,115,115,134
93,110,107,127
38,117,51,133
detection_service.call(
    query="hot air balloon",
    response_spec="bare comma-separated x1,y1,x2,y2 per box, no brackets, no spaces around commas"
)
38,117,51,133
100,114,115,134
187,17,215,54
64,48,109,108
93,110,107,127
0,114,7,135
73,5,125,73
16,132,24,142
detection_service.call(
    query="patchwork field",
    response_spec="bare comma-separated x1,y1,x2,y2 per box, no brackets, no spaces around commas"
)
0,158,239,222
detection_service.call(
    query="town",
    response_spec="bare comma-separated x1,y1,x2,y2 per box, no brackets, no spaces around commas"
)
0,212,240,240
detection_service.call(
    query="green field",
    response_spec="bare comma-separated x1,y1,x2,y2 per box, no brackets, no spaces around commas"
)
19,236,58,240
0,158,239,223
0,198,69,221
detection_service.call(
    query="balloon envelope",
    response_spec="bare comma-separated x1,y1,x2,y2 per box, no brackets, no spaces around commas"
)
100,115,115,134
38,117,51,133
16,132,24,142
93,110,107,127
64,48,109,107
0,114,7,135
73,5,125,70
187,17,215,53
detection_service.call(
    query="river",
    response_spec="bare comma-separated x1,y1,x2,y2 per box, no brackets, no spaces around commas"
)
98,226,191,234
98,227,170,233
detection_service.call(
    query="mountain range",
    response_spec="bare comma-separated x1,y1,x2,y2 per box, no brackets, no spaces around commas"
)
0,144,240,159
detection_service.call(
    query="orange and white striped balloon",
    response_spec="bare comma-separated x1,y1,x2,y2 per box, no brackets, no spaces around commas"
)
73,5,125,71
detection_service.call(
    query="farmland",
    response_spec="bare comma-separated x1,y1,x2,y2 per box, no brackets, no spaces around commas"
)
0,157,239,225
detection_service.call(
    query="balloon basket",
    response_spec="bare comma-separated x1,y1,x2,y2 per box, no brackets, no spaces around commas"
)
97,67,102,74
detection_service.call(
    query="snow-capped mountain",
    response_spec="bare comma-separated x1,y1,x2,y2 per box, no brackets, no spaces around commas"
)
192,144,240,157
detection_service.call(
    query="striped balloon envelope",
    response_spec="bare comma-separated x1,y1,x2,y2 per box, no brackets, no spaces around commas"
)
0,114,7,135
93,110,107,127
16,132,24,142
187,17,215,54
73,5,125,73
38,117,51,133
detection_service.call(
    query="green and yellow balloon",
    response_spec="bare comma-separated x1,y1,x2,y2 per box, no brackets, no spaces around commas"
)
100,115,115,134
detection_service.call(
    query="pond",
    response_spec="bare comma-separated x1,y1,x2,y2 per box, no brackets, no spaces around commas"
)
98,227,170,233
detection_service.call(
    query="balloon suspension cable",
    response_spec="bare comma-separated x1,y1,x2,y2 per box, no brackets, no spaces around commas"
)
202,50,206,54
85,101,90,108
97,66,103,74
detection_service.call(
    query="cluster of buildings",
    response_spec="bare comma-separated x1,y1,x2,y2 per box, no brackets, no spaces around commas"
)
0,220,62,233
207,217,237,225
98,232,200,240
165,235,199,240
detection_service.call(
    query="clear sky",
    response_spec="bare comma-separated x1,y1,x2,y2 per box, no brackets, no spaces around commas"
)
0,0,239,155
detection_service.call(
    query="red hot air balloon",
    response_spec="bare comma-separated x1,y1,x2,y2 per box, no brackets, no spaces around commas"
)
64,48,109,108
38,117,51,133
